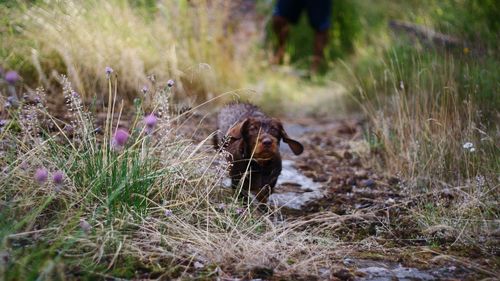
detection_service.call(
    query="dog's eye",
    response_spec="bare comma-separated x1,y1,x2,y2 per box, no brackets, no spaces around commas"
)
249,125,259,132
269,127,279,135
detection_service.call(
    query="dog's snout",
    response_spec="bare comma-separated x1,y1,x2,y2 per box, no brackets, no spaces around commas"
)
262,137,272,146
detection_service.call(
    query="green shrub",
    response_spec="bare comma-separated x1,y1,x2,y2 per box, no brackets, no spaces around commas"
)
431,0,500,49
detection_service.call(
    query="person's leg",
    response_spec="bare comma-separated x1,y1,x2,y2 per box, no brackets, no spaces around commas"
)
311,30,329,74
306,0,333,73
272,0,303,64
272,15,289,64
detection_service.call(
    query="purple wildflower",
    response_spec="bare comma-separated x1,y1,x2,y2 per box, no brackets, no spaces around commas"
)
144,114,157,134
164,209,173,217
105,66,113,78
35,168,48,184
236,208,244,215
6,95,19,108
0,120,7,127
53,170,64,186
141,86,148,95
167,79,175,88
64,124,74,135
112,129,129,148
217,203,226,211
5,71,19,85
33,95,42,104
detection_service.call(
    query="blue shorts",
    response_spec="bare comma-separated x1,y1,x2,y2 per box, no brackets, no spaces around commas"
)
273,0,332,32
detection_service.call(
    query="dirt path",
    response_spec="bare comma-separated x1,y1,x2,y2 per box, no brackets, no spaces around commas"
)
177,112,397,216
175,110,495,280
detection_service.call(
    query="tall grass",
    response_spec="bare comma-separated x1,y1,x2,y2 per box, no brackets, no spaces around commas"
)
7,0,257,102
353,45,499,249
1,0,360,117
0,73,354,280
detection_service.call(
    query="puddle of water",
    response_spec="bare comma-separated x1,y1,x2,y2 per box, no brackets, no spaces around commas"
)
221,160,324,210
269,160,323,210
282,122,340,137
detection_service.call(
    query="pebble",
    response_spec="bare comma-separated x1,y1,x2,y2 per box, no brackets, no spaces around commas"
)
360,179,376,187
194,261,204,269
385,198,396,204
354,170,368,178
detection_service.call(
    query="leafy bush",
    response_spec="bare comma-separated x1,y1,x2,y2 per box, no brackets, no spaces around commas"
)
430,0,500,49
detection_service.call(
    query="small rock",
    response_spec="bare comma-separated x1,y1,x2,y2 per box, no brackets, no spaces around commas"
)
440,188,456,200
343,258,355,266
193,261,204,269
337,185,353,193
385,198,396,204
354,170,368,178
388,176,400,185
315,175,329,182
360,179,376,187
337,122,357,134
355,202,372,209
356,267,393,279
79,219,92,234
328,150,344,159
250,267,273,279
392,265,435,280
343,151,353,159
349,158,362,167
332,268,355,281
346,177,357,186
424,224,458,243
318,268,331,278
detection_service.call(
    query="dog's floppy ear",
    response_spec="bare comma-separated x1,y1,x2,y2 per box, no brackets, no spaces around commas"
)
280,126,304,155
227,118,249,139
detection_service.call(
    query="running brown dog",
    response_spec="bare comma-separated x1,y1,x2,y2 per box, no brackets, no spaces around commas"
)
215,103,304,203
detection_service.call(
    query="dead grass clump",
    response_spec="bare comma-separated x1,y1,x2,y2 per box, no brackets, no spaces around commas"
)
19,0,255,102
355,48,499,250
0,75,350,280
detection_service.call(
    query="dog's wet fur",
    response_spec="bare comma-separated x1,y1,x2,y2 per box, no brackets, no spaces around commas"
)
214,103,304,203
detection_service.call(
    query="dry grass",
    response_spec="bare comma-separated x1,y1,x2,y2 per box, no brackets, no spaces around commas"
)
352,48,499,250
18,0,257,102
0,75,352,280
1,1,498,279
2,0,351,117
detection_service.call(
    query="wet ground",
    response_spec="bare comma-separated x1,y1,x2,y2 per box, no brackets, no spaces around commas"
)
175,111,497,280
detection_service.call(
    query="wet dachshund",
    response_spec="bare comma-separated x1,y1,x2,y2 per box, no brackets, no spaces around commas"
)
215,103,304,203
